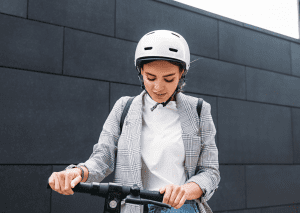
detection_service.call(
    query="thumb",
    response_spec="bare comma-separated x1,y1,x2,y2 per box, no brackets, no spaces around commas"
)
71,175,82,188
160,187,165,194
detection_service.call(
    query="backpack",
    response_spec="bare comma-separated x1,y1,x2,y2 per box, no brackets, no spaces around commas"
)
119,96,203,135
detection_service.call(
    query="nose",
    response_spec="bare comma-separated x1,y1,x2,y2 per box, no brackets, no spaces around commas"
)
154,80,165,91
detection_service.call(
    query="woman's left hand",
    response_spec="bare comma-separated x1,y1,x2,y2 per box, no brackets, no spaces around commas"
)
159,184,188,209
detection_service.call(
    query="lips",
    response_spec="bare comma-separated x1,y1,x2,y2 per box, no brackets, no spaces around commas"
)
154,92,166,97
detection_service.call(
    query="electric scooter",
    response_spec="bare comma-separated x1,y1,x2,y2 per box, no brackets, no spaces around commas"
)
47,182,171,213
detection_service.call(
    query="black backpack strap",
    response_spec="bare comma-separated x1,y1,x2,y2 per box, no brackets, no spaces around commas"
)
120,97,135,134
197,98,203,118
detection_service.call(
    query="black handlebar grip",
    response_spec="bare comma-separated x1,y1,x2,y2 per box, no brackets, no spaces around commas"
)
47,182,92,194
72,182,93,193
140,190,164,202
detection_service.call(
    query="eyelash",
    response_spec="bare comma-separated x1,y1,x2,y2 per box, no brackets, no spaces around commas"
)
147,78,174,83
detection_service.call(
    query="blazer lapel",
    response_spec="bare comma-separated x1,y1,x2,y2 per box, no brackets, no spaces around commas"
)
176,92,202,179
123,90,146,188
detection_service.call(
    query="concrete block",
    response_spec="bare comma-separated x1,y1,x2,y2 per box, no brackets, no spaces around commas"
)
208,165,246,212
0,0,27,17
243,23,300,43
184,57,246,99
0,165,51,212
215,209,261,213
110,83,142,112
154,0,300,46
246,165,300,208
116,0,218,58
0,14,63,73
64,28,138,84
219,22,291,74
243,23,300,45
218,98,293,164
261,204,300,213
246,67,300,107
28,0,115,36
0,67,109,164
292,108,300,164
291,42,300,77
153,0,244,27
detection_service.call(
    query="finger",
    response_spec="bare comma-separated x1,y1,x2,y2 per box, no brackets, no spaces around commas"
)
64,172,73,195
168,186,181,207
172,189,185,208
163,186,173,205
160,187,165,194
174,194,187,209
54,175,61,194
71,174,82,189
48,175,55,190
59,172,68,194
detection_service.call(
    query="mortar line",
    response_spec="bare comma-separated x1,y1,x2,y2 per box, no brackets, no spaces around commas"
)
217,20,220,59
291,107,295,164
50,165,53,213
62,27,65,75
109,82,111,112
245,165,247,209
114,0,116,37
26,0,29,19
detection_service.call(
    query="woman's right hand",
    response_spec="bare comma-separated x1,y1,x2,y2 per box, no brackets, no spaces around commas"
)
48,168,82,195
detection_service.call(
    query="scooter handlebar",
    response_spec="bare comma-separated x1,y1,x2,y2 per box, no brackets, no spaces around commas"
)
47,182,165,203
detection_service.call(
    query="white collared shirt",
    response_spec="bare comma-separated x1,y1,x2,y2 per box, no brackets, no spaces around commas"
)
140,93,186,191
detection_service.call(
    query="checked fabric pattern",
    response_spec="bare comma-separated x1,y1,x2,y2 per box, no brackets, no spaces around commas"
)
66,90,220,213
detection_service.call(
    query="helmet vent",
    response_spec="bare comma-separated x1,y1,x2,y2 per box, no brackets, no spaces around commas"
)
144,47,153,50
171,33,180,38
169,48,178,52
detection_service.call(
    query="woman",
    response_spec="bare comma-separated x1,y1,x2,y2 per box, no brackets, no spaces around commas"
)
48,30,220,213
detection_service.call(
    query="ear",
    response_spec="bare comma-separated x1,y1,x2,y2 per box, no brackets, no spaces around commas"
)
179,70,183,79
140,67,143,76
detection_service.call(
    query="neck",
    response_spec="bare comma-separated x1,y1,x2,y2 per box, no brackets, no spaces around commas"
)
171,92,179,101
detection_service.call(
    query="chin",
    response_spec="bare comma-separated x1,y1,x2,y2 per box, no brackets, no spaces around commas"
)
151,93,170,102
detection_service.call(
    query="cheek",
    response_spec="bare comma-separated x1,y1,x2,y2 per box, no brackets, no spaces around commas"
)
143,78,152,87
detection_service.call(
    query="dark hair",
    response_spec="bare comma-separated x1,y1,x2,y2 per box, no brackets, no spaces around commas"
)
138,60,186,93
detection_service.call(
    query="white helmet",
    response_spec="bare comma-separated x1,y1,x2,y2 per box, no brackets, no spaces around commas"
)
135,30,190,76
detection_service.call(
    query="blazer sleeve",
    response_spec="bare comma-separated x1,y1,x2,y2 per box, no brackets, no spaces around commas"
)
65,97,127,183
185,102,220,203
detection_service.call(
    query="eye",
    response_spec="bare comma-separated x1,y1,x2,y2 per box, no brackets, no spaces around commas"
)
165,79,174,82
147,78,174,82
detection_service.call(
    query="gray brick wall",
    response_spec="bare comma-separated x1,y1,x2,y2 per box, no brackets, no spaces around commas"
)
0,0,299,212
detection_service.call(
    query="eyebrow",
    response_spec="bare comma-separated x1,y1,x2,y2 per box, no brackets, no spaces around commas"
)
145,72,175,77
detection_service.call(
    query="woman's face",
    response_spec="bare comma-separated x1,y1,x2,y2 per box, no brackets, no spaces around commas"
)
141,60,183,103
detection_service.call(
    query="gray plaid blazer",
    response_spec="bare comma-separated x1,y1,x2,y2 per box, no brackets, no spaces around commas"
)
66,90,220,213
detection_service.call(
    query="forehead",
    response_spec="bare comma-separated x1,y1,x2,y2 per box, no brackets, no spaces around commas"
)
143,60,179,74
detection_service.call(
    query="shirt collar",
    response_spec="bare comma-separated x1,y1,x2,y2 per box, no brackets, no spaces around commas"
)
144,93,177,109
